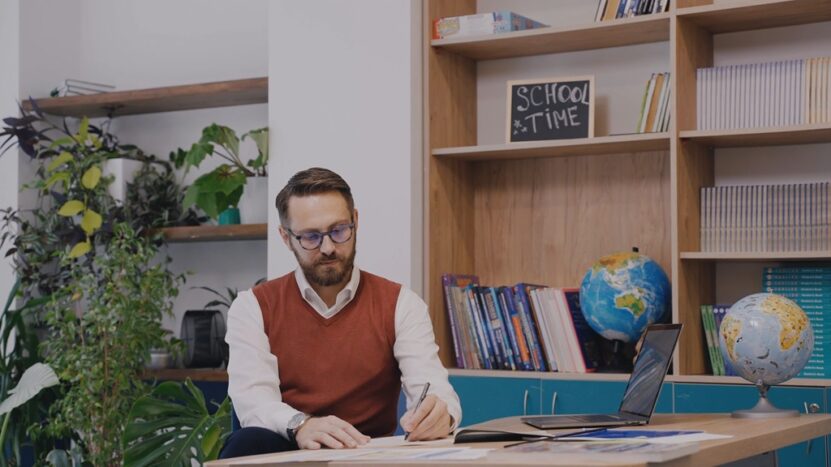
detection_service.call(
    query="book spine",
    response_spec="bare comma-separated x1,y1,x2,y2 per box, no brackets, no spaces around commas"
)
442,276,466,368
501,287,533,370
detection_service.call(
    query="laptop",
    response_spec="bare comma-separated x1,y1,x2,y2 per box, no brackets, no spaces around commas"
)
521,323,682,430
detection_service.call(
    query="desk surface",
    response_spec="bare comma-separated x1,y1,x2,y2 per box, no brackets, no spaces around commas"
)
207,413,831,466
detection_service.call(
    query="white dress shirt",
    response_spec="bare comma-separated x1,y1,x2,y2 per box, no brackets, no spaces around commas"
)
226,266,462,438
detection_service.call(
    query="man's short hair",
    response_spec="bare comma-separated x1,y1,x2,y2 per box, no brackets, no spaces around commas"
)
275,167,355,226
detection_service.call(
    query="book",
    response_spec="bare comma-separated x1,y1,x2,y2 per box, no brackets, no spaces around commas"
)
500,287,534,371
514,284,548,372
562,289,604,372
442,274,479,368
432,11,547,40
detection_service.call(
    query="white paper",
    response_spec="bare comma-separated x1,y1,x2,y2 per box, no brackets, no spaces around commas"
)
361,435,455,448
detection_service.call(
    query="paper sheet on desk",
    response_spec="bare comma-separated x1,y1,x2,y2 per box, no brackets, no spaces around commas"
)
229,447,489,464
362,435,455,448
564,429,733,444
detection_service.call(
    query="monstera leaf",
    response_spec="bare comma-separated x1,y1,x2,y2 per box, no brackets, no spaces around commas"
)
122,379,232,467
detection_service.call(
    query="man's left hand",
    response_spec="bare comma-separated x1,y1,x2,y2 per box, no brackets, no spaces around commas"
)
399,394,452,441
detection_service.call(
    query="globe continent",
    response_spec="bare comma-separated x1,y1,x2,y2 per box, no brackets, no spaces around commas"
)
719,293,813,385
579,251,671,343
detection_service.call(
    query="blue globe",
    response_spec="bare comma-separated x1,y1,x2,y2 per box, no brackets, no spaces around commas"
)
579,251,670,343
720,293,813,385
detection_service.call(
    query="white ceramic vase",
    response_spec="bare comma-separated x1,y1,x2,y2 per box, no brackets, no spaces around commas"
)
238,176,268,224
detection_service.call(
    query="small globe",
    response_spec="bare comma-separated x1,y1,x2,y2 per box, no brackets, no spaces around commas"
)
579,251,671,343
719,293,813,386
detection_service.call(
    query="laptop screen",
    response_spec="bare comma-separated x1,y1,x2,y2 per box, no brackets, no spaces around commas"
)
618,324,682,418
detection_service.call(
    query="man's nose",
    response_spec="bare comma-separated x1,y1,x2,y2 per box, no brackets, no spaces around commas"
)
319,234,336,255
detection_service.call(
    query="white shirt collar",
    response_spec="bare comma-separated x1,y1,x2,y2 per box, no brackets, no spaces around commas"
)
293,264,361,318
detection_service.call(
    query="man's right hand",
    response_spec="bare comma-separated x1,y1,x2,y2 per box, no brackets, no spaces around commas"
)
294,415,370,449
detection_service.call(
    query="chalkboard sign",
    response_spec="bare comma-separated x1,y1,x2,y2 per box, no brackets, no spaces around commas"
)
506,76,594,143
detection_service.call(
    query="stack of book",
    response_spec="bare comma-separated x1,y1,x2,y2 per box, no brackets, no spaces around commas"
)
50,79,115,98
699,305,736,376
763,266,831,379
442,274,604,373
696,57,831,130
595,0,671,22
636,72,671,133
699,182,830,253
432,11,546,40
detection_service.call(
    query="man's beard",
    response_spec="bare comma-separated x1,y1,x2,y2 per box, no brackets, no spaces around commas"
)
294,244,357,287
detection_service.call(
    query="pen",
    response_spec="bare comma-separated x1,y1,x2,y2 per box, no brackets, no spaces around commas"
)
404,382,431,440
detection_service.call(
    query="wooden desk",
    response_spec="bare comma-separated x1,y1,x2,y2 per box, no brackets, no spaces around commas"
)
207,413,831,466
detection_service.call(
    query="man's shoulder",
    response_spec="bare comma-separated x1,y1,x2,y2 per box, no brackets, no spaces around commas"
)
359,270,402,290
252,272,296,295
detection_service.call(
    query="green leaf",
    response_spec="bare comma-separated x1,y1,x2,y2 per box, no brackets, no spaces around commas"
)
243,127,268,170
182,184,199,210
78,117,89,143
80,210,103,235
68,241,91,258
57,200,85,217
48,136,75,149
0,363,59,416
184,142,212,169
201,124,239,159
81,166,102,189
45,171,70,189
47,152,73,172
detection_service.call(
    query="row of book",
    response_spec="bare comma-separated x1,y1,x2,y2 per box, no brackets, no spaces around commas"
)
49,79,114,98
699,182,830,253
442,274,603,373
699,305,736,376
636,72,672,133
595,0,670,22
696,57,831,130
764,266,831,379
432,11,546,40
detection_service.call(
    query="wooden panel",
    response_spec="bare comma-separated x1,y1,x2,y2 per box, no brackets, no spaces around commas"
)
425,0,478,367
155,224,268,243
432,13,670,61
678,0,831,34
433,133,670,161
674,17,713,132
470,151,671,288
22,77,267,117
681,251,831,260
681,123,831,147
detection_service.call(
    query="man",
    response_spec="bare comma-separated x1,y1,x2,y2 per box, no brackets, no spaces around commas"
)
220,167,461,458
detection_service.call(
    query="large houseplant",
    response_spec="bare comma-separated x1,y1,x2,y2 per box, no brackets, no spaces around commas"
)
172,124,268,223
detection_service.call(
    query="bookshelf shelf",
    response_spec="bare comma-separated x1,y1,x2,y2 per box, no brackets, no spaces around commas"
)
156,224,268,243
680,124,831,148
434,133,671,161
431,13,670,61
681,251,831,261
677,0,831,35
22,77,267,118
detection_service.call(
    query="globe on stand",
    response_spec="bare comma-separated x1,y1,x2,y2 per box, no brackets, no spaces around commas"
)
579,249,671,372
719,293,814,418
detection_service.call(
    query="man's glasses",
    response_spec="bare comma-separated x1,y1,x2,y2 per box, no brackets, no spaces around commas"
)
284,223,354,250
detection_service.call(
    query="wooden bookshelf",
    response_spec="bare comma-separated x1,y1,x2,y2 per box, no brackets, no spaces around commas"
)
144,368,228,382
425,1,831,382
677,0,831,34
22,77,267,118
681,251,831,261
432,12,670,61
433,133,670,161
680,123,831,148
156,224,268,243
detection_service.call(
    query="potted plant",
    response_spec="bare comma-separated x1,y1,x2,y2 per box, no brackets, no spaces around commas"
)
172,124,269,225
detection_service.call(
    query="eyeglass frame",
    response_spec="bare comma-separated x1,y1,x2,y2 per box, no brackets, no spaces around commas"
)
282,222,355,250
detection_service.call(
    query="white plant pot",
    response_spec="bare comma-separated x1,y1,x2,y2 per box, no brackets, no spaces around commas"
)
238,176,269,224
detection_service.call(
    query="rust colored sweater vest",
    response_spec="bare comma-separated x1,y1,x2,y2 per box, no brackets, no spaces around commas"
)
253,270,402,437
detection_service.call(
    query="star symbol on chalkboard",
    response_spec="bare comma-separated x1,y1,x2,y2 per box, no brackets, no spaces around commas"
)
513,120,522,129
521,127,527,133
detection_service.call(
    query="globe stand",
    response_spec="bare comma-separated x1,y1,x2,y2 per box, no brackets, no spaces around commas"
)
732,382,798,418
597,339,634,373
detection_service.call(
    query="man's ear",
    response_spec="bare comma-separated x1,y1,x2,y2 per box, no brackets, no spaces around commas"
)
278,226,293,251
352,209,359,232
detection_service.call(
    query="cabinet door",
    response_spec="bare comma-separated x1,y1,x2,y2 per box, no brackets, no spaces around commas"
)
675,384,826,467
449,375,541,427
541,380,673,415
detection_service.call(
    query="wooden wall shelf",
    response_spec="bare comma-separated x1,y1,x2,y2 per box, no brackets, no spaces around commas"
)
677,0,831,34
680,123,831,148
156,224,268,243
22,77,267,118
433,133,670,161
144,368,228,382
681,251,831,261
432,13,670,60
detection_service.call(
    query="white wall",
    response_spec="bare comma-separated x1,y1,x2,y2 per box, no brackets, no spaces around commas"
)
19,0,269,335
268,0,423,293
0,0,20,305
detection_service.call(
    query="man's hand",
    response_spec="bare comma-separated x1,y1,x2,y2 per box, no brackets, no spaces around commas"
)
294,415,370,449
399,394,452,441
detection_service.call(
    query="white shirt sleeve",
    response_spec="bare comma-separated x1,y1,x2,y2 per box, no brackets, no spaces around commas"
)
394,287,463,430
225,290,302,437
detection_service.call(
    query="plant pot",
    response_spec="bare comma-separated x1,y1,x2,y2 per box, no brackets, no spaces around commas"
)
218,207,240,225
238,176,268,224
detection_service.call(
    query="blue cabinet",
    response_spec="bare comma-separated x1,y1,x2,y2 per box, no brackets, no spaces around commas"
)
449,375,541,426
675,383,826,467
541,380,673,415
